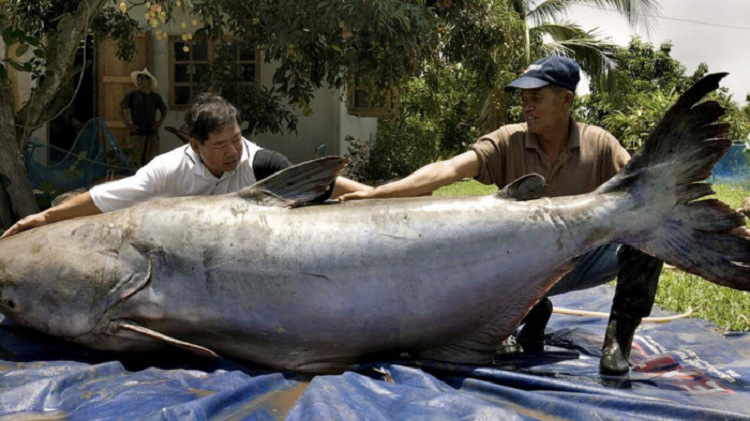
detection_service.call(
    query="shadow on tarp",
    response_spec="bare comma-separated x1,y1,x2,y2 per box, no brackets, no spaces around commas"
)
1,285,749,420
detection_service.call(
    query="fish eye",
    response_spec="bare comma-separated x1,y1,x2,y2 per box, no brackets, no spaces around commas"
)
4,299,15,310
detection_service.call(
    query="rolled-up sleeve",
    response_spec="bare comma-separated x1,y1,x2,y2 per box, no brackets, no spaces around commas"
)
469,127,515,188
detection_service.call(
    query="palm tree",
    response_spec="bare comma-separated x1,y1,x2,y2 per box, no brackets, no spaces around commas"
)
509,0,661,87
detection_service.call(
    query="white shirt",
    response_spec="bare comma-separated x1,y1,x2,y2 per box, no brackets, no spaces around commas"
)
90,138,262,212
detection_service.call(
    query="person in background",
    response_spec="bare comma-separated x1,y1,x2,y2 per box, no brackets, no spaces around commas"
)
120,67,168,167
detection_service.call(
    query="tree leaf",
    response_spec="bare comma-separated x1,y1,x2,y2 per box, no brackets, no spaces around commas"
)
15,44,29,56
8,61,25,72
77,151,88,160
2,27,13,44
33,49,45,58
12,28,25,41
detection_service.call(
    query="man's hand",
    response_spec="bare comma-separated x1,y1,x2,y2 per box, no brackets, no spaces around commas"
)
731,207,750,238
151,121,163,130
731,226,750,238
127,122,138,133
0,212,48,240
338,188,382,202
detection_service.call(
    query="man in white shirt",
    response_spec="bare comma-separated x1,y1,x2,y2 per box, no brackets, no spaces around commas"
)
1,93,370,239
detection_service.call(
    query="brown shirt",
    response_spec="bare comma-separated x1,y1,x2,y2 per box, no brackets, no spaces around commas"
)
469,120,630,197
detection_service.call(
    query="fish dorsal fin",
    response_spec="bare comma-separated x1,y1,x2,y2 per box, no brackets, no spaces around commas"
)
114,320,220,359
238,156,348,207
495,173,546,201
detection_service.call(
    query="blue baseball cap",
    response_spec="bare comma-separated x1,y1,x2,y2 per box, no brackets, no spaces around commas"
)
504,56,581,93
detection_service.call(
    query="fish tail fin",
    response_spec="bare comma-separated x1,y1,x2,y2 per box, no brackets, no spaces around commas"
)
600,73,750,291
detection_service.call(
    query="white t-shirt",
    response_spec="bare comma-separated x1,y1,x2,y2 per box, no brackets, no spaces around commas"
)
90,138,262,212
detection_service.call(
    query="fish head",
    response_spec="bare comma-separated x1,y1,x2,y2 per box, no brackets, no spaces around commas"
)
0,223,149,340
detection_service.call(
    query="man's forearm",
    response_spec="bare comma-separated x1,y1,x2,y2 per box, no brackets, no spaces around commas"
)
1,191,104,239
43,192,103,224
119,107,131,125
337,151,482,202
373,161,463,198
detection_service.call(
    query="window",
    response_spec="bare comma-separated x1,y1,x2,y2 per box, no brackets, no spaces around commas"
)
347,74,394,117
168,37,259,109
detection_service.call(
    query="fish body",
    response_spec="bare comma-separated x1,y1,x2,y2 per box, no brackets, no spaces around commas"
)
0,74,747,373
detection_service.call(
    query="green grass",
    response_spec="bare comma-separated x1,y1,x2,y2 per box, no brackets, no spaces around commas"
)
434,179,750,332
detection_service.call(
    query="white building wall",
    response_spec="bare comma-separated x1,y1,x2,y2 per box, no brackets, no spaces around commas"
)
250,58,345,164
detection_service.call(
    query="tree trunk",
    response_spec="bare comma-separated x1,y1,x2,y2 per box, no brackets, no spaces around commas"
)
0,85,39,227
0,0,109,227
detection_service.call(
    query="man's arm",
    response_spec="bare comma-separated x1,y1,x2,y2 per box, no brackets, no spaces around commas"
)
119,105,137,134
0,192,102,239
338,151,482,201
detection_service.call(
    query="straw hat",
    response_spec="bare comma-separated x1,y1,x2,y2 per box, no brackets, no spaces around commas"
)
131,68,158,89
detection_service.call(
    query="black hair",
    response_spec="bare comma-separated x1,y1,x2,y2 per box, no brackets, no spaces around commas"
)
184,93,240,144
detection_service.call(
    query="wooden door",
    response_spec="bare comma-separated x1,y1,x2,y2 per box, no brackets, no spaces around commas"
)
96,32,152,145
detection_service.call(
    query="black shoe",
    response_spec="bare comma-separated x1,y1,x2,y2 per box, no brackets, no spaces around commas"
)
600,311,641,375
516,297,553,353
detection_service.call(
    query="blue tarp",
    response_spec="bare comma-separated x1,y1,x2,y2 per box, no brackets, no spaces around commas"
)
23,118,135,194
1,285,749,420
713,143,750,183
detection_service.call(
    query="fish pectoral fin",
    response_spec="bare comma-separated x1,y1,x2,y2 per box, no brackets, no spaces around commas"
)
114,320,220,359
496,173,546,201
238,156,348,207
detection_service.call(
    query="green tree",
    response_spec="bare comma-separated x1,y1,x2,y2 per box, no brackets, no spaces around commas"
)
344,1,529,181
576,36,708,149
719,94,750,141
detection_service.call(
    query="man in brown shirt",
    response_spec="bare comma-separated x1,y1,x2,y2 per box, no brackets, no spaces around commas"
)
340,56,660,374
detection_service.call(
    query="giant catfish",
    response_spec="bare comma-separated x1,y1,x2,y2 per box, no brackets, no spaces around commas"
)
0,73,748,373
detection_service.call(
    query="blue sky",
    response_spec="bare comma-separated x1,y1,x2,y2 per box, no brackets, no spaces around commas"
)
566,0,750,104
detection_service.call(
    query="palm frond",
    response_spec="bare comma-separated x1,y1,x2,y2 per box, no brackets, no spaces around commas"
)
533,20,634,102
533,22,618,74
577,0,661,34
527,0,576,27
531,21,587,41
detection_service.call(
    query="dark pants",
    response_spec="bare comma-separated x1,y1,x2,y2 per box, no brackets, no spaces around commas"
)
546,244,661,318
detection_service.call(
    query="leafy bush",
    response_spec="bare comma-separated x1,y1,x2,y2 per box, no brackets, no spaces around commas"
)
344,116,440,184
601,89,679,151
